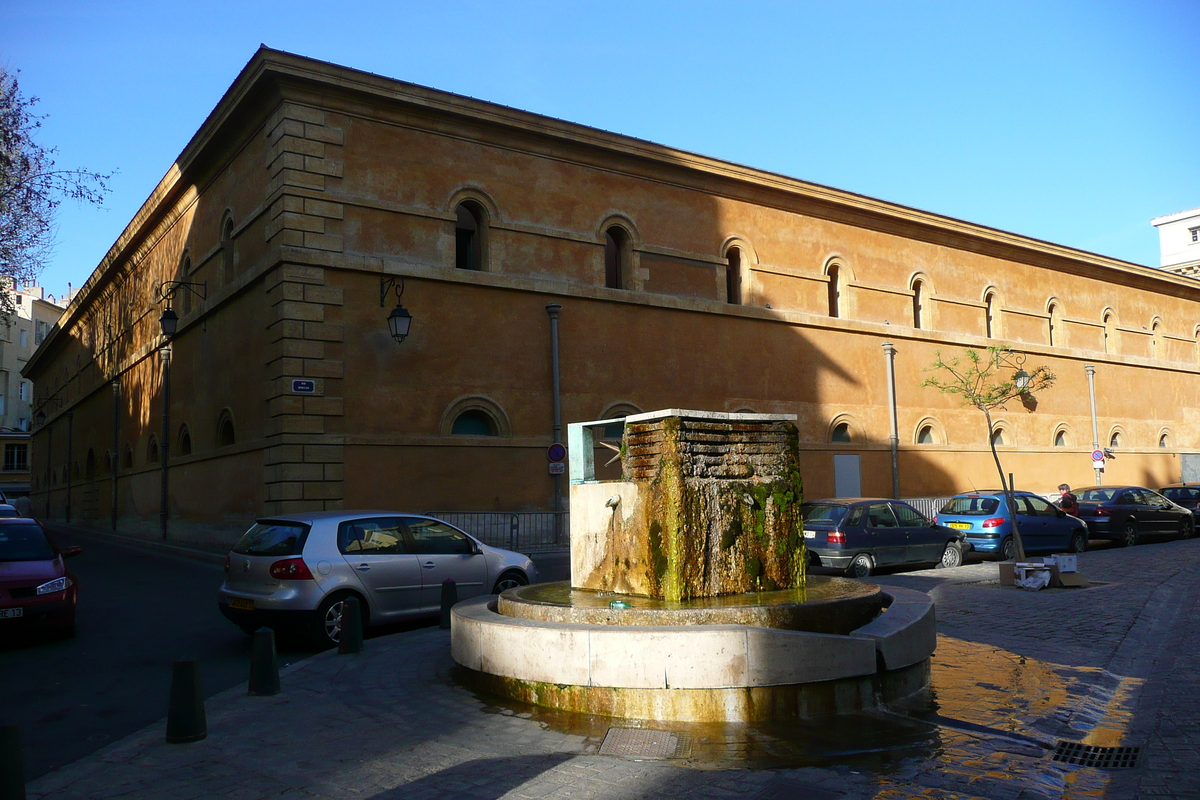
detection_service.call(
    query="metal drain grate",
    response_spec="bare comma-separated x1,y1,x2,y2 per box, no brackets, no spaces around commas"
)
1053,741,1141,769
599,727,692,759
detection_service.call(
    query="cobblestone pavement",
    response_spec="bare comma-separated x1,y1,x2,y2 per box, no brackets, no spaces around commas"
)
24,538,1200,799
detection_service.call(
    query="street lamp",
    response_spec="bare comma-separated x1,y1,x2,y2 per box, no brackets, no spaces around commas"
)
154,281,206,339
996,349,1030,391
380,276,414,344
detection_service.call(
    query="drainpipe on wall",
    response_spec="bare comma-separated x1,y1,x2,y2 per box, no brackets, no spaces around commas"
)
546,304,563,542
882,342,900,499
160,346,171,540
1085,364,1101,486
111,379,120,531
65,412,73,523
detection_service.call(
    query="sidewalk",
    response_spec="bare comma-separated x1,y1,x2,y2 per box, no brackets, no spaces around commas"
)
25,539,1200,800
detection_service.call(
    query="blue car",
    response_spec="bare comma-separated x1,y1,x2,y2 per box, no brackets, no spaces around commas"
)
935,491,1088,561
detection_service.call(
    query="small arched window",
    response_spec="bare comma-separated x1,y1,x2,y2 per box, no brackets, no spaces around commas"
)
917,425,935,444
1103,312,1114,354
912,280,925,329
605,227,628,290
1109,431,1122,448
827,265,841,318
221,215,235,280
451,410,497,436
1160,433,1170,448
123,446,133,469
217,411,235,447
1054,430,1068,447
103,450,113,475
990,428,1007,446
1048,302,1059,347
148,436,159,463
726,247,742,305
1151,320,1161,359
985,292,997,338
831,422,852,443
455,202,484,271
85,449,96,479
178,425,192,457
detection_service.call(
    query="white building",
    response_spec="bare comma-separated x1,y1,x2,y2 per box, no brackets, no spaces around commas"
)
1,285,66,432
1153,207,1200,275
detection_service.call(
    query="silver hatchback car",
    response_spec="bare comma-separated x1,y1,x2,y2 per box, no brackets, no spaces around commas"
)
218,511,537,647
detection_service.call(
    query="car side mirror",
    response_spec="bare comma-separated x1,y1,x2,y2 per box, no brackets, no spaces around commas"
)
61,546,82,558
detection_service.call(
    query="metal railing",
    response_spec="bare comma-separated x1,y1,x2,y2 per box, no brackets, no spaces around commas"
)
424,511,569,553
901,497,954,520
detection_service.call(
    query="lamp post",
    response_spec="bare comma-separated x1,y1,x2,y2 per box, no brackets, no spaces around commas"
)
882,342,899,499
1085,364,1101,485
380,276,414,344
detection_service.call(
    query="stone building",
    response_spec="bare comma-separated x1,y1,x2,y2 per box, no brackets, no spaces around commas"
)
22,48,1200,544
1155,207,1200,276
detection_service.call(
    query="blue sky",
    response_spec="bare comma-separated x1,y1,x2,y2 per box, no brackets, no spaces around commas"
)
2,1,1197,299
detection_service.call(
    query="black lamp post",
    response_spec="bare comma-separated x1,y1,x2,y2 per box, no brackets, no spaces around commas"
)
380,276,414,344
159,307,179,338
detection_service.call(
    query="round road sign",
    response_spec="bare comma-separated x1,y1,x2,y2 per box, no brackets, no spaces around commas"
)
1091,449,1105,462
547,443,567,462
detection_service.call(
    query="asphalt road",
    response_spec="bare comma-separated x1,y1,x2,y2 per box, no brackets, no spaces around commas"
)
2,531,570,782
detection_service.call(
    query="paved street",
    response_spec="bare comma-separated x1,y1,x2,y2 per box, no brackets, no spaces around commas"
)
16,535,1200,799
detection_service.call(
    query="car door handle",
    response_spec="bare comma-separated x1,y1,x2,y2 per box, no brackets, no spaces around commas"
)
356,564,371,572
422,561,437,569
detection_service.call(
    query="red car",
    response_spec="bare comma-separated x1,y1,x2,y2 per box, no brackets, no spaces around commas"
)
0,519,81,638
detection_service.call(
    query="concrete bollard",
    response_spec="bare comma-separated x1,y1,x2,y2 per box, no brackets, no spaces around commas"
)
440,579,458,630
165,660,207,743
248,628,280,696
338,597,363,655
0,724,24,800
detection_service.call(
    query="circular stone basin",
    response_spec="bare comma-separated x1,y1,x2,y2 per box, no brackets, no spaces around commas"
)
498,576,883,635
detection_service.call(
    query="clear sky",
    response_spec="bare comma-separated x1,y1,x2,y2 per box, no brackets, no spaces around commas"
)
2,0,1197,299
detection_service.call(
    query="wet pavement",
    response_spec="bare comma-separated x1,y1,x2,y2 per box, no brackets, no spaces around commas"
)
23,537,1200,799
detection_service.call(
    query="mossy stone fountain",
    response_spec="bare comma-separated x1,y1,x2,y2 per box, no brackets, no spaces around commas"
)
452,410,935,722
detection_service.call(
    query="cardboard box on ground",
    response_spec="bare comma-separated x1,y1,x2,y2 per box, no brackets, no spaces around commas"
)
998,554,1088,590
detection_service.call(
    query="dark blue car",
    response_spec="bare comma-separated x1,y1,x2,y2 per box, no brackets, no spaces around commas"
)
935,491,1088,560
801,498,967,578
1074,485,1194,547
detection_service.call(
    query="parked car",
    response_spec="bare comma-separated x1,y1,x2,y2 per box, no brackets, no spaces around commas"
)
218,511,538,647
0,504,22,518
0,518,81,638
1074,485,1194,547
1159,484,1200,518
801,498,968,578
935,490,1089,561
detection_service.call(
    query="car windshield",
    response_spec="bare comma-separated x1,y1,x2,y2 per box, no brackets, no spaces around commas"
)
0,523,56,561
1164,488,1200,501
1079,488,1116,502
800,504,848,524
939,496,1000,515
233,521,311,556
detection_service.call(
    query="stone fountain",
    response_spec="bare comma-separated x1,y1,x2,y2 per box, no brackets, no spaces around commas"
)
451,410,935,722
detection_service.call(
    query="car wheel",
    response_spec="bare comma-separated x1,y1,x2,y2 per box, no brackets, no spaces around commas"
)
1120,520,1138,548
999,536,1016,561
311,592,366,650
1181,519,1194,540
939,542,964,569
1068,531,1088,554
492,571,529,594
845,553,874,579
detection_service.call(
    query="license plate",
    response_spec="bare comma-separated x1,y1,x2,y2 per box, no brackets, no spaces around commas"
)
230,598,254,611
803,530,816,539
0,607,23,619
947,522,970,530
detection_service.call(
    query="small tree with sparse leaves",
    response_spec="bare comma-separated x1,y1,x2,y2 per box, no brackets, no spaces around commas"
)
1,67,113,312
922,346,1055,561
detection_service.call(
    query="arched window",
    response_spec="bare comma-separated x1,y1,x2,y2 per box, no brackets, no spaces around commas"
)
455,202,484,271
827,265,841,318
917,425,935,444
990,428,1007,446
599,403,642,441
1103,312,1114,354
123,446,133,469
985,292,997,338
220,214,235,281
605,227,629,290
85,449,96,479
912,280,925,329
148,436,159,463
1109,431,1122,448
1048,302,1059,347
1159,432,1170,448
451,410,497,436
217,411,235,447
178,425,192,457
1054,430,1068,447
831,422,852,443
179,251,194,314
103,450,113,475
1151,319,1162,359
725,247,742,305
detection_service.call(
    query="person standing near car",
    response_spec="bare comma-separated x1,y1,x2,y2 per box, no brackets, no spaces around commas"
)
1057,484,1079,516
